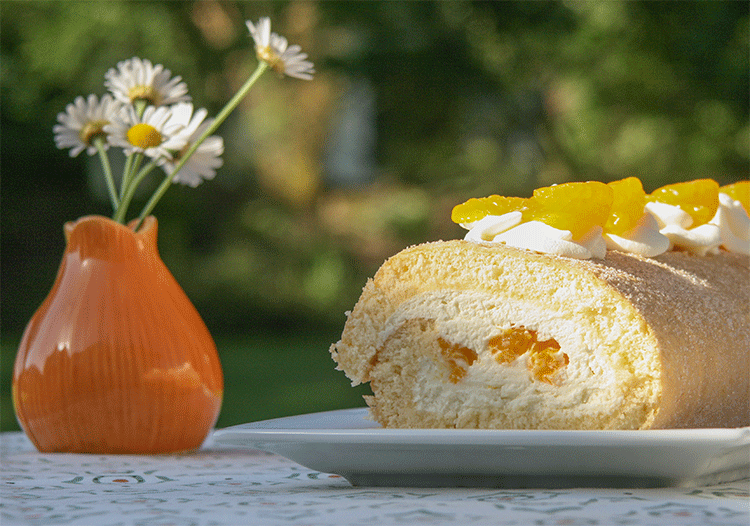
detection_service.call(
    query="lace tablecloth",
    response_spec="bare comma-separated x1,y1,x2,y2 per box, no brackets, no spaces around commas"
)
1,431,748,526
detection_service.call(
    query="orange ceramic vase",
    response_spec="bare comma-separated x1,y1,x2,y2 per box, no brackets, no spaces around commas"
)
13,215,223,453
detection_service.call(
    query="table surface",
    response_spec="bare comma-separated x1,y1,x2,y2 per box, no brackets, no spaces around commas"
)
2,431,748,526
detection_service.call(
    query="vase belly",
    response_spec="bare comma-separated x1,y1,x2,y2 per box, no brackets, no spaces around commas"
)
13,215,223,454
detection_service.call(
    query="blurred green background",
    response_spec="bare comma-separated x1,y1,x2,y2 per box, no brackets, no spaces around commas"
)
2,1,748,433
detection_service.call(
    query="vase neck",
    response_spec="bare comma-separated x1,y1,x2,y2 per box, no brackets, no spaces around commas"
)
63,215,158,260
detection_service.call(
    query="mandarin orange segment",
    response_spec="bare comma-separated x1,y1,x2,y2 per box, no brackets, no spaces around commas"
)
451,195,527,225
489,327,567,384
525,181,613,239
529,345,569,385
604,177,646,236
720,181,749,213
646,179,719,226
489,329,536,365
437,337,478,383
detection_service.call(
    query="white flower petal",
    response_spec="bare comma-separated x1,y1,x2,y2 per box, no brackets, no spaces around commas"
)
160,103,224,187
247,17,272,49
246,18,315,80
104,103,186,160
104,57,190,106
53,94,122,157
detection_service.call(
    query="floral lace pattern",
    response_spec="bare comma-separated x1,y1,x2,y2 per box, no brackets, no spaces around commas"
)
1,432,748,526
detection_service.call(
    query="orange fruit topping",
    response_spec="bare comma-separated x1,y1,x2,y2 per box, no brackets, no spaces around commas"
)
720,181,749,213
451,195,527,225
646,179,719,227
525,181,613,239
489,329,537,365
489,327,567,385
437,338,478,383
604,177,647,236
529,347,570,385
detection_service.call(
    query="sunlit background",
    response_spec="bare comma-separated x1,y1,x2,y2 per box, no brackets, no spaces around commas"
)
2,0,748,431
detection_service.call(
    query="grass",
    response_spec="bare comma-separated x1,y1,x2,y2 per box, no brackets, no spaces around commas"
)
1,328,371,433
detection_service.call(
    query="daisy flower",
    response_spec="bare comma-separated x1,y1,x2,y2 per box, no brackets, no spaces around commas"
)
162,102,224,187
246,17,315,80
53,94,123,157
104,104,187,161
50,16,318,225
104,57,190,107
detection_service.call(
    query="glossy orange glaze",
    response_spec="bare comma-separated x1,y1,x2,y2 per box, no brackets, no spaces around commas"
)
12,216,223,453
720,181,749,212
647,179,719,226
605,177,647,236
526,181,613,239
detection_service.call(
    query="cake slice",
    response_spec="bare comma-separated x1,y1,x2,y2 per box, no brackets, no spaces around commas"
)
330,240,749,430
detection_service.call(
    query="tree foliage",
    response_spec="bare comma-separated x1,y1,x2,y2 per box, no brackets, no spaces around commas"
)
2,0,748,332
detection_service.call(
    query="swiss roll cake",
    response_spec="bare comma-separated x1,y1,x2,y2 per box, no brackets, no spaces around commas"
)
330,178,750,429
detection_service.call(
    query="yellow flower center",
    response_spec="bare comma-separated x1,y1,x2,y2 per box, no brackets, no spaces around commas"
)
127,123,163,149
128,85,161,106
79,119,109,146
257,46,285,75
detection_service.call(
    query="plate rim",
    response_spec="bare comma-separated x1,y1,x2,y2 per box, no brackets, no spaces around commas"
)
213,407,750,444
212,408,750,487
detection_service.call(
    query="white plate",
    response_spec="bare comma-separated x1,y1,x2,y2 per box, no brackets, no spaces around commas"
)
212,408,750,488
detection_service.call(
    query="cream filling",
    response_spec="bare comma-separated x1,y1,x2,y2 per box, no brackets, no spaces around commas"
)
379,290,654,425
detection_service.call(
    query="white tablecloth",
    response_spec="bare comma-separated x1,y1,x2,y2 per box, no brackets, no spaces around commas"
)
1,431,748,526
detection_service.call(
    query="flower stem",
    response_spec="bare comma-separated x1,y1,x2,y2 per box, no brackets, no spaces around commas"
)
119,152,143,199
120,154,135,201
135,61,270,228
134,167,174,230
115,152,145,222
95,138,119,212
114,158,159,225
134,99,148,119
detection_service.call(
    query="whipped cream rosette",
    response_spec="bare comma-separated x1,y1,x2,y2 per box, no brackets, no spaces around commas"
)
454,177,749,258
